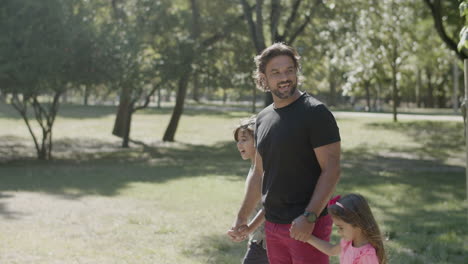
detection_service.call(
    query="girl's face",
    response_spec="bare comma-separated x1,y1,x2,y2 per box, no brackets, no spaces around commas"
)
332,216,362,242
236,129,255,161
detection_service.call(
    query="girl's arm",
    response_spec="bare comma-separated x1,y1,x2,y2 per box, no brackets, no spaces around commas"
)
228,208,265,241
243,208,265,235
307,235,341,256
233,208,265,238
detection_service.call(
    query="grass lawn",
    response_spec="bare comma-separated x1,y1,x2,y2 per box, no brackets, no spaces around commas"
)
0,103,466,264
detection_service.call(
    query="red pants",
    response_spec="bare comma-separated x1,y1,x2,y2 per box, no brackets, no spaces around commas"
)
265,214,332,264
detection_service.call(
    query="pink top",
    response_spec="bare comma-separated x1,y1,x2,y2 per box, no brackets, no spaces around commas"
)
339,239,379,264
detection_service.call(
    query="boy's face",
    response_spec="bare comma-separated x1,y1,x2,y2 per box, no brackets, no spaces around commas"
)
236,129,255,161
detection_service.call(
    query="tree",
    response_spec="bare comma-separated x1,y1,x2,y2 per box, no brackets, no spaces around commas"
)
424,0,467,60
457,0,468,201
329,1,385,111
371,0,415,121
239,0,326,106
103,0,168,147
0,0,103,159
161,0,246,142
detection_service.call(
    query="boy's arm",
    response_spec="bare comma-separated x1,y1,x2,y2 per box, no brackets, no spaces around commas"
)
247,208,265,233
228,208,265,241
307,235,341,256
240,208,265,236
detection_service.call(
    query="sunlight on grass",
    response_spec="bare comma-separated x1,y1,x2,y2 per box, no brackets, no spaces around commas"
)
0,104,466,263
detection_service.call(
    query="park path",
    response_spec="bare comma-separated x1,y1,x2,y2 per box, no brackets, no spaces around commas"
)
186,103,463,122
332,111,463,122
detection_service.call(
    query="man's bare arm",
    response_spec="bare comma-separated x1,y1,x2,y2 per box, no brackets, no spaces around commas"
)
306,141,341,216
290,141,341,242
235,150,263,224
227,150,264,242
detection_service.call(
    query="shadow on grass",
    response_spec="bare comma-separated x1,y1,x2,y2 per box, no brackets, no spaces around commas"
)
0,119,466,262
367,120,464,161
340,145,466,263
181,234,246,264
0,140,247,198
0,193,24,220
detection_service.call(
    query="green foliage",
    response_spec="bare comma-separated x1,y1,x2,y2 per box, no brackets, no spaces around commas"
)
0,0,104,95
0,0,111,159
459,1,468,51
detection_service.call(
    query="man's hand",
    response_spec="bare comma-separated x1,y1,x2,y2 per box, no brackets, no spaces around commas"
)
227,217,248,242
289,215,315,242
227,224,249,242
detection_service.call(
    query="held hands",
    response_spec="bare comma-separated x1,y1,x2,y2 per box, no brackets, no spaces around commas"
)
227,218,251,242
290,215,315,242
227,224,250,242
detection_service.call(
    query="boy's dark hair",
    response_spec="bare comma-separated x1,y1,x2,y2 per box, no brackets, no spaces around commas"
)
233,116,256,142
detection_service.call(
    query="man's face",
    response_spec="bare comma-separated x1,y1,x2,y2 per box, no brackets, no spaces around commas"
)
263,55,298,100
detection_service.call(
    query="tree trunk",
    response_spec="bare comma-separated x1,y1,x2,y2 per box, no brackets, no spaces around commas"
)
416,68,422,108
252,85,256,113
83,85,89,106
47,128,53,160
157,85,162,109
112,85,133,147
11,95,41,159
192,73,200,102
463,59,468,201
165,88,172,102
0,91,5,103
426,69,434,108
328,63,336,107
436,74,448,108
122,107,133,148
376,82,382,111
364,80,371,112
163,69,191,142
223,88,227,104
36,128,52,160
453,61,459,112
436,85,447,108
392,65,398,122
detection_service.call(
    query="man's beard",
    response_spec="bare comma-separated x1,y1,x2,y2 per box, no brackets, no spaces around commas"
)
270,80,297,99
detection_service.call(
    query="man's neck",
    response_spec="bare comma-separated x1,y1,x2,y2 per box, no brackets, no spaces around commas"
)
272,90,303,108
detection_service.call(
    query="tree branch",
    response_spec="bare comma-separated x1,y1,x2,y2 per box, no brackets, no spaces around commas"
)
286,0,321,45
255,0,266,49
270,0,281,43
283,0,302,36
133,81,164,112
240,0,264,52
423,0,467,60
11,93,41,154
201,4,254,49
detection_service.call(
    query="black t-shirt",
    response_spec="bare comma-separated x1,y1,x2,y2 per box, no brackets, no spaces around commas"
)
255,93,340,224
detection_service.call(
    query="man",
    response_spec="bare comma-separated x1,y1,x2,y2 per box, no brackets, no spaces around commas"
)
229,43,341,264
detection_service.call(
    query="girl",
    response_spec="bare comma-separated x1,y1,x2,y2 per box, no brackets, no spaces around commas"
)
307,194,387,264
227,116,269,264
